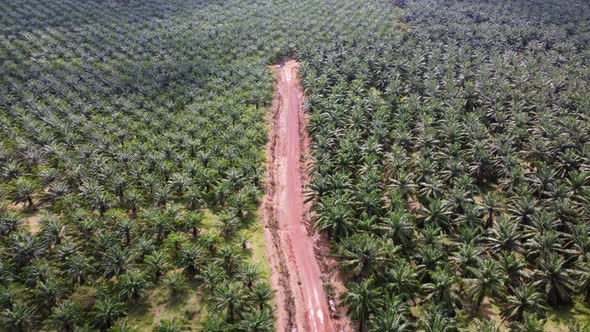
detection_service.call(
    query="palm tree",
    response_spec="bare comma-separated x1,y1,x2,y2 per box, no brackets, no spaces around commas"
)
485,216,522,253
250,282,274,311
386,260,420,304
471,319,500,332
497,252,527,290
47,301,83,332
465,259,505,311
419,199,450,232
0,302,38,332
144,251,171,281
110,320,140,332
182,211,203,239
451,241,482,278
118,270,150,304
239,265,260,290
534,254,575,307
336,233,392,279
177,244,205,277
35,277,65,307
11,178,36,209
314,194,355,240
369,308,411,332
342,278,383,332
93,298,125,331
38,214,65,247
211,282,248,323
235,309,274,332
378,210,415,250
575,257,590,303
423,267,458,310
501,283,546,322
508,312,545,332
198,263,227,292
481,192,504,228
217,246,242,276
102,246,134,279
419,304,456,332
0,210,20,237
65,254,95,286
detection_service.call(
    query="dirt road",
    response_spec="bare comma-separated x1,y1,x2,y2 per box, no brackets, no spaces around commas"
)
261,59,337,332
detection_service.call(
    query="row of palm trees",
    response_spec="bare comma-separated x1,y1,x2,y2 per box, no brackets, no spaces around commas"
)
301,0,590,331
0,0,412,329
0,0,289,330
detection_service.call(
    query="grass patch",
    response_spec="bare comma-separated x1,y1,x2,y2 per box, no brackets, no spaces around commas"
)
124,283,202,330
240,210,271,278
545,299,590,331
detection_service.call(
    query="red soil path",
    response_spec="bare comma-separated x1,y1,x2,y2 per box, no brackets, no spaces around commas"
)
260,59,338,332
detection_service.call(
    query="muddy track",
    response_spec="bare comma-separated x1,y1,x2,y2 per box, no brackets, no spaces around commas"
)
260,59,346,332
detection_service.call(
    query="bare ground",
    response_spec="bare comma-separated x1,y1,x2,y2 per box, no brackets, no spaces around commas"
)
260,59,351,332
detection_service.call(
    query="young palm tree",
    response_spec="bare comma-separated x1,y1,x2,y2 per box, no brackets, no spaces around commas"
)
0,302,38,332
235,308,274,332
378,210,415,251
481,191,505,229
501,283,546,322
342,278,384,332
423,267,458,311
144,251,171,282
485,216,522,253
65,254,95,286
93,298,125,332
47,301,83,332
533,254,575,307
336,233,392,279
465,259,505,311
153,318,189,332
118,270,150,304
386,260,420,304
211,282,248,323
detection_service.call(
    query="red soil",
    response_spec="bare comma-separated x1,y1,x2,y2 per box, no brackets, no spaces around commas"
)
261,59,342,332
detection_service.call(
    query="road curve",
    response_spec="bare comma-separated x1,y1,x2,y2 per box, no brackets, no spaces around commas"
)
261,59,335,332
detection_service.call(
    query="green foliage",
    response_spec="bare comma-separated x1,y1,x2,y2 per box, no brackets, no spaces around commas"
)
0,0,589,330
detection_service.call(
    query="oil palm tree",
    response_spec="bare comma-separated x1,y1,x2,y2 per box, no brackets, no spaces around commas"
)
533,254,575,307
336,233,392,279
93,298,125,332
501,283,546,322
342,278,383,332
465,259,505,311
118,270,150,304
235,309,274,332
0,302,38,332
386,260,420,305
211,282,248,323
144,251,171,281
47,301,83,332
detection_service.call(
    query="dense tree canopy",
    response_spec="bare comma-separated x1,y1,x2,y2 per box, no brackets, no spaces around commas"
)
1,0,589,330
